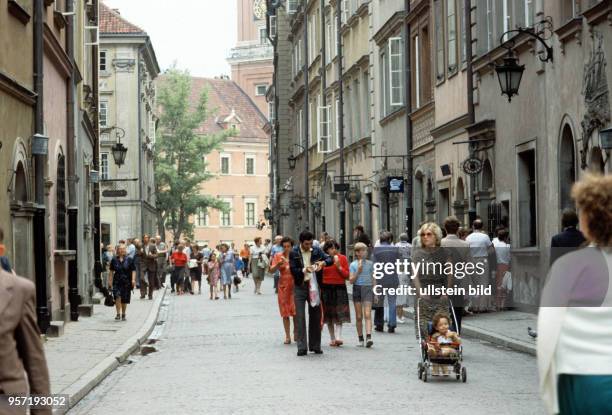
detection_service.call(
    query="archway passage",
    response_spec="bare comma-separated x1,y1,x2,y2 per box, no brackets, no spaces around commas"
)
559,125,576,211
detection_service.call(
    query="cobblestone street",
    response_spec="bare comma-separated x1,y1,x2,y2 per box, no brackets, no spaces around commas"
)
70,278,544,415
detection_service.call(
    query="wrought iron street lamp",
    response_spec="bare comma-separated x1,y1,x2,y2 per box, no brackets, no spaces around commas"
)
102,126,128,167
263,206,272,221
495,19,553,102
495,54,525,102
287,143,305,171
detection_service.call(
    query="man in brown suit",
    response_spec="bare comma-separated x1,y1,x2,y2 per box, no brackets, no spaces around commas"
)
141,237,158,300
0,228,51,415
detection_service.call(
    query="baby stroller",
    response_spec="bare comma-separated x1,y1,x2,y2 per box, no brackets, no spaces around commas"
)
416,297,466,383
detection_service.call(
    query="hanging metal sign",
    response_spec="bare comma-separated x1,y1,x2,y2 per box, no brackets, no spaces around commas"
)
345,187,362,204
387,176,405,193
462,157,483,175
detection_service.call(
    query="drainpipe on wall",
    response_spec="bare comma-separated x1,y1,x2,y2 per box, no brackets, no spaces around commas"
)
465,0,476,226
336,0,346,254
92,0,103,292
66,0,80,321
33,0,50,333
317,0,326,233
404,0,413,238
138,44,145,238
303,0,310,231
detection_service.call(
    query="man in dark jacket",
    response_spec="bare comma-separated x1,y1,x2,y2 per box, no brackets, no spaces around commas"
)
372,231,400,333
289,230,333,356
550,210,586,265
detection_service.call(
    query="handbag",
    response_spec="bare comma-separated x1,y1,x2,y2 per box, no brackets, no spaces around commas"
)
188,259,198,269
501,271,512,291
257,254,268,269
104,292,115,307
233,275,242,285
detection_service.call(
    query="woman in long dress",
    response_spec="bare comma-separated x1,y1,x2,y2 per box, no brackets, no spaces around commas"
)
219,243,235,300
206,253,220,300
269,237,296,344
250,237,268,295
108,244,136,321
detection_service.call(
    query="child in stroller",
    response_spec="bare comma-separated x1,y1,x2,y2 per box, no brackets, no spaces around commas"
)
427,312,461,375
416,298,466,382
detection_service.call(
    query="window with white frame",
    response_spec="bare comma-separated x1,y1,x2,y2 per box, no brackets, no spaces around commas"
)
325,13,332,60
220,153,230,174
447,0,457,73
245,201,256,226
524,0,534,27
335,98,340,149
259,26,268,44
379,48,388,117
255,84,268,96
460,0,466,63
389,36,404,107
435,0,445,81
297,108,303,149
268,101,275,122
99,100,108,128
414,34,421,108
196,208,208,227
318,104,331,153
362,71,370,135
245,155,255,175
342,0,349,24
352,78,361,139
269,15,277,39
99,50,107,72
287,0,298,14
221,198,232,226
101,153,109,180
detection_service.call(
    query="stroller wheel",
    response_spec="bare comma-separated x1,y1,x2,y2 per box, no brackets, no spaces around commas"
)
417,362,423,379
461,367,467,383
422,369,428,383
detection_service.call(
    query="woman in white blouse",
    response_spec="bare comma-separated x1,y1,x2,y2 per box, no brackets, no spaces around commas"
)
250,237,268,295
537,174,612,414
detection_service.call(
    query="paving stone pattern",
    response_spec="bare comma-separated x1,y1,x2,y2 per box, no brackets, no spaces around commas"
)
69,278,544,415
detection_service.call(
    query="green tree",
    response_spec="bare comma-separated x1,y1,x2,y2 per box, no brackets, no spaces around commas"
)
154,68,230,241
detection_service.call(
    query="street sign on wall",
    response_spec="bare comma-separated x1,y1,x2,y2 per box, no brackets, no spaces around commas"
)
102,189,128,197
334,183,350,192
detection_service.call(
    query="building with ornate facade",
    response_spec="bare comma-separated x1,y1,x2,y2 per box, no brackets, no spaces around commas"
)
269,0,611,308
0,0,101,331
99,3,160,244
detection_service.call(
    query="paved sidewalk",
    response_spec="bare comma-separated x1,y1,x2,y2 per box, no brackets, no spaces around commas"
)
44,286,167,413
405,307,538,355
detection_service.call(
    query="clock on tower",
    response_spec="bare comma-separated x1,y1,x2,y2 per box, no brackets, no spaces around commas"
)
253,0,267,20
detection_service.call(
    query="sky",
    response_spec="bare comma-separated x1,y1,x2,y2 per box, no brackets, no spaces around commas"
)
102,0,237,78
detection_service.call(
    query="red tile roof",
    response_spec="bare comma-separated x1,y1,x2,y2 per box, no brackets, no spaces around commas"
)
99,2,146,34
157,76,269,142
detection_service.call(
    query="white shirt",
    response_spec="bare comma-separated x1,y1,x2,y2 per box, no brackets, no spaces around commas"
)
300,247,313,281
466,231,492,258
493,240,511,264
250,245,266,261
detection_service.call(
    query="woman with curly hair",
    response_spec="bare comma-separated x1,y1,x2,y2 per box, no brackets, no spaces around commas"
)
538,174,612,414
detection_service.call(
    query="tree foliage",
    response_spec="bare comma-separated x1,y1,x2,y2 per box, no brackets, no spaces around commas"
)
154,68,230,241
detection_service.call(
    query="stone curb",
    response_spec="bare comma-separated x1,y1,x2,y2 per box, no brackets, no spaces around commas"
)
403,308,536,356
52,287,168,415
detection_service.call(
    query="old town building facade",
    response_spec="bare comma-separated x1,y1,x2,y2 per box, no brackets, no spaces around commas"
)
268,0,612,307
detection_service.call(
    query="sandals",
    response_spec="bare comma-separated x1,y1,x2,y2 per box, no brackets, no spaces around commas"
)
115,314,121,321
284,339,291,345
329,341,338,347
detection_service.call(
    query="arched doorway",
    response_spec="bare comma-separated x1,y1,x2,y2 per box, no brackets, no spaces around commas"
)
14,161,28,202
559,124,576,210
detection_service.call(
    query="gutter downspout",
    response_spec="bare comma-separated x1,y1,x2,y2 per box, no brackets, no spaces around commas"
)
93,0,103,292
465,0,476,225
336,0,346,253
66,0,80,321
404,0,413,238
138,44,145,238
33,0,50,333
303,0,310,230
318,0,326,233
